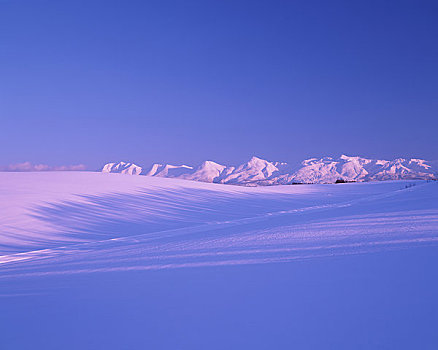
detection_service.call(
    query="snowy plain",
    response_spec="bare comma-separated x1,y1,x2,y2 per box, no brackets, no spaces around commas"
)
1,172,438,349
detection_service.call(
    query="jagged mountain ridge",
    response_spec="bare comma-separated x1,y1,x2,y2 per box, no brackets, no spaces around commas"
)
101,162,142,175
102,155,438,185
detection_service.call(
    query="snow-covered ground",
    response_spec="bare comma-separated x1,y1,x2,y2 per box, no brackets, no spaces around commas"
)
1,172,437,275
1,172,438,349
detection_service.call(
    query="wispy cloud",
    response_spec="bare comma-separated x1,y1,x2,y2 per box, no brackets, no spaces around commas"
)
0,162,86,172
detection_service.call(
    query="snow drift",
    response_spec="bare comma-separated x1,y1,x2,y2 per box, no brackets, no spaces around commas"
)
0,172,437,276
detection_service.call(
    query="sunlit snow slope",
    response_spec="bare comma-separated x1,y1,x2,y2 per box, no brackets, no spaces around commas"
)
0,172,437,277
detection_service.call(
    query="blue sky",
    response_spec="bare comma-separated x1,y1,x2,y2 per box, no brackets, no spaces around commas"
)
1,0,437,169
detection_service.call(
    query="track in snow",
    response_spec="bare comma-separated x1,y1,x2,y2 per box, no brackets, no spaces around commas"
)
0,172,437,277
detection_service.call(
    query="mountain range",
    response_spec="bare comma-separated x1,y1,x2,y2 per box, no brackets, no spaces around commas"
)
102,155,438,185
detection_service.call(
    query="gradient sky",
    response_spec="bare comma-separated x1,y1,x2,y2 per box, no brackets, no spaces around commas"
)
1,0,437,170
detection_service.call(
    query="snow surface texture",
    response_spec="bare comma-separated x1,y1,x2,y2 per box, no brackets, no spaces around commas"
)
0,172,437,278
102,155,438,185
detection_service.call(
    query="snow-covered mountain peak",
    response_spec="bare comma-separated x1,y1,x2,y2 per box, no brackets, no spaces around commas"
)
301,158,318,166
102,156,437,185
220,156,281,184
177,160,231,183
102,162,142,175
249,156,266,162
199,160,224,169
194,160,227,175
409,158,432,169
340,154,366,162
243,156,273,168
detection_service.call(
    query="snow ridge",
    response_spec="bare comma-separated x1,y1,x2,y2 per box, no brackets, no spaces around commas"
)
102,162,142,175
102,155,438,185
